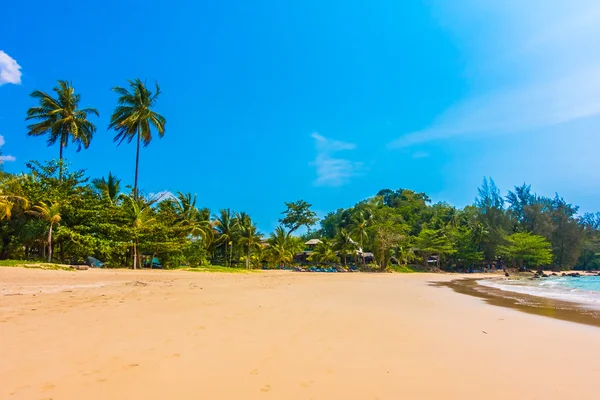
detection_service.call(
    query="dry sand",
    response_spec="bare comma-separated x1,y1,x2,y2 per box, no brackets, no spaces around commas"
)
1,267,599,399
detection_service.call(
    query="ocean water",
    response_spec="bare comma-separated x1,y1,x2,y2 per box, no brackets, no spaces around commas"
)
478,275,600,308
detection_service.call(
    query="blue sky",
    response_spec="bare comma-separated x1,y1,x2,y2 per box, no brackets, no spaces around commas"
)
2,0,600,232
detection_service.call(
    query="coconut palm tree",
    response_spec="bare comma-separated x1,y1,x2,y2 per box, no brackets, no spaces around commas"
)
215,209,237,267
334,228,358,267
92,172,121,204
122,194,157,269
172,192,210,239
308,239,338,266
350,211,370,267
237,214,262,269
28,201,61,262
0,177,29,220
266,226,303,268
109,79,166,200
26,80,99,181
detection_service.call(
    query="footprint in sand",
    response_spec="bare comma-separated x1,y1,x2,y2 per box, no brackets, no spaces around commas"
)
260,384,271,392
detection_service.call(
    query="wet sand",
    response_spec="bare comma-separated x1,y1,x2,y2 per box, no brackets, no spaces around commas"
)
1,267,599,399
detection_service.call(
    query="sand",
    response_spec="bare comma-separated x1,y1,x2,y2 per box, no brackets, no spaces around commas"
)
1,268,599,399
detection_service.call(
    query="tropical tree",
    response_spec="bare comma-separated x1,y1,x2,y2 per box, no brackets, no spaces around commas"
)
498,232,553,270
123,194,157,269
0,177,29,220
28,201,61,262
334,228,358,267
266,226,303,268
215,209,237,267
26,80,99,181
414,228,456,269
92,172,121,204
237,214,262,269
172,192,210,239
109,79,166,200
280,200,319,236
350,210,370,266
308,239,338,266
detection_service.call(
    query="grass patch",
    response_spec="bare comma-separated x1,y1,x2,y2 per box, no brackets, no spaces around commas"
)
386,265,420,273
176,265,256,274
0,259,73,271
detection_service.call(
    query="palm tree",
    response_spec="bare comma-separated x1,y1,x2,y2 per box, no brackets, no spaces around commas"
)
109,79,166,200
92,172,121,204
308,239,338,266
172,192,210,239
215,209,237,267
266,226,303,268
334,228,358,267
26,80,99,181
28,201,61,262
0,177,29,220
351,211,370,267
123,194,157,269
237,214,262,269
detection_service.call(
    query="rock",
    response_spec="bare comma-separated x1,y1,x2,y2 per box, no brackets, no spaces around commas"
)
504,272,510,277
542,274,549,278
562,273,567,276
551,273,557,276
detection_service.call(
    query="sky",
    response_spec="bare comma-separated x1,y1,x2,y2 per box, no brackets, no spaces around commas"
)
2,0,600,232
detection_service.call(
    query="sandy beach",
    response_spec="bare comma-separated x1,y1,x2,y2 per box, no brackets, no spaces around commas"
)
1,268,599,399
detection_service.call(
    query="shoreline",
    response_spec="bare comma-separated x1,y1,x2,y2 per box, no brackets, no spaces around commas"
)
3,267,600,399
437,277,600,328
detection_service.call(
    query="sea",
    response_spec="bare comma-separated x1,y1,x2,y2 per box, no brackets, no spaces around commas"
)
478,275,600,309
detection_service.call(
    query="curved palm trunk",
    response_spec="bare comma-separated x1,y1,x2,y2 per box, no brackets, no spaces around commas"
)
246,248,250,269
47,224,53,263
133,129,141,200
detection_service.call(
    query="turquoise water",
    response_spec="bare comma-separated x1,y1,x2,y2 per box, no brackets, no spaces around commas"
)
478,275,600,308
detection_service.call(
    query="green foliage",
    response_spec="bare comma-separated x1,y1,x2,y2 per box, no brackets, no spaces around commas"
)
279,200,318,236
498,232,553,269
109,79,166,199
266,226,303,268
3,80,598,272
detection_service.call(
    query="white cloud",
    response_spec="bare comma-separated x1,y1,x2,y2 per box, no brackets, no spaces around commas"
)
0,135,15,163
311,132,362,187
0,51,22,86
389,0,600,148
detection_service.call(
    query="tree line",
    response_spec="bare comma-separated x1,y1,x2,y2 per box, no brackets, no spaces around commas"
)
1,80,599,271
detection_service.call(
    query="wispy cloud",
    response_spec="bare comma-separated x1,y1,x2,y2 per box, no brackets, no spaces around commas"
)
0,135,16,163
311,132,362,187
389,0,600,148
0,51,22,86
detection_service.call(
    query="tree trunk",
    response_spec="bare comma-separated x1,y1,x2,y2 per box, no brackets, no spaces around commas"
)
246,249,250,269
224,240,228,267
47,224,53,263
59,141,64,182
361,238,365,267
133,129,141,200
132,240,137,270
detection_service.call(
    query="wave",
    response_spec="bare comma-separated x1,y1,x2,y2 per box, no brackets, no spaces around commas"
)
477,276,600,309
